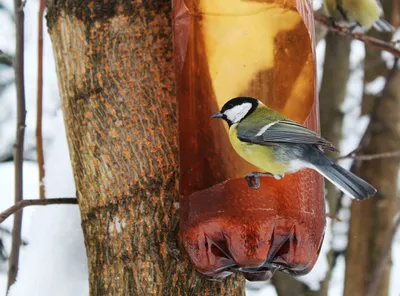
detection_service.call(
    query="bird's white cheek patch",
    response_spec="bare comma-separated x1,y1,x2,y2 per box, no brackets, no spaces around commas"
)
224,103,252,123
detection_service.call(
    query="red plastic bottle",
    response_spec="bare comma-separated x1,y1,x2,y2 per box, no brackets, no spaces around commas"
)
174,0,326,281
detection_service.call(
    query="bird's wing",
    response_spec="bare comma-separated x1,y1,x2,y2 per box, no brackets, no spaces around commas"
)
237,120,338,152
375,0,383,11
371,0,394,32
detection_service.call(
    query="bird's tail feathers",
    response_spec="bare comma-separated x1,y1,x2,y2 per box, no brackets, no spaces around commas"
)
314,164,376,200
373,18,394,32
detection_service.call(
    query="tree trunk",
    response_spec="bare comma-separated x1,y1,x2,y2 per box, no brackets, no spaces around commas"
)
344,21,399,296
319,33,351,215
46,1,244,295
311,32,352,296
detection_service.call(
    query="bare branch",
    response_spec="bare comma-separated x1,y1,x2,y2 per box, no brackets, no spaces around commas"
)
365,213,400,296
7,0,26,289
314,14,400,58
36,0,45,199
0,198,78,224
336,150,400,161
0,49,13,66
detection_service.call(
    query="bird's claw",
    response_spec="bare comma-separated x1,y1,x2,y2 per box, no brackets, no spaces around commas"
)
245,174,260,189
328,17,337,28
245,172,275,189
336,5,349,21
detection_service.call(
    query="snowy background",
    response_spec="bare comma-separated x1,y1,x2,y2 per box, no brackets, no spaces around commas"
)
0,0,399,295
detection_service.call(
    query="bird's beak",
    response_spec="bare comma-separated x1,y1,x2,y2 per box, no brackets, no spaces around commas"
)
211,112,223,119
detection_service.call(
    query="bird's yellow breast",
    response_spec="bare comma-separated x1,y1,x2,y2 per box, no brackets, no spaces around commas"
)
343,0,381,27
229,124,287,175
324,0,382,28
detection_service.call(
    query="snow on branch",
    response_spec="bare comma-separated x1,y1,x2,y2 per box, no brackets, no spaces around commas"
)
314,14,400,58
0,198,78,224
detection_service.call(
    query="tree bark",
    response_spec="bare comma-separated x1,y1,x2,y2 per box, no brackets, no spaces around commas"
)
319,33,351,215
344,22,399,296
7,0,26,290
46,1,244,295
314,8,328,44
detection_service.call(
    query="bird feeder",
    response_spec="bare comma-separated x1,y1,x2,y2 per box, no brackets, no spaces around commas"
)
174,0,326,281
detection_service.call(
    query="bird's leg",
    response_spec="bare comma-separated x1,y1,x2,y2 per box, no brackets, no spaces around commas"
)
348,21,362,32
245,172,278,189
337,5,348,21
328,17,337,28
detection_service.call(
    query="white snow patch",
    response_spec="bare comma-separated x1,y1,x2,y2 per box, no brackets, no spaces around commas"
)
316,40,326,92
349,41,365,69
246,281,277,296
365,76,385,96
313,0,322,10
109,217,126,234
382,28,400,69
328,255,345,296
391,228,400,296
331,219,349,251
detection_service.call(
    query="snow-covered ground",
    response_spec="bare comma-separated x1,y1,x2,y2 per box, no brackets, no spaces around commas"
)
0,0,399,294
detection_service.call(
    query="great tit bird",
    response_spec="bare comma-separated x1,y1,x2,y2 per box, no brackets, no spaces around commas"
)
212,97,377,200
323,0,394,32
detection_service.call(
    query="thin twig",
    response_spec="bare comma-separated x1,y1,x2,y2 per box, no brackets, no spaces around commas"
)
36,0,45,199
0,198,78,224
7,0,26,290
314,14,400,58
335,145,364,161
365,213,400,296
336,150,400,161
0,49,13,66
